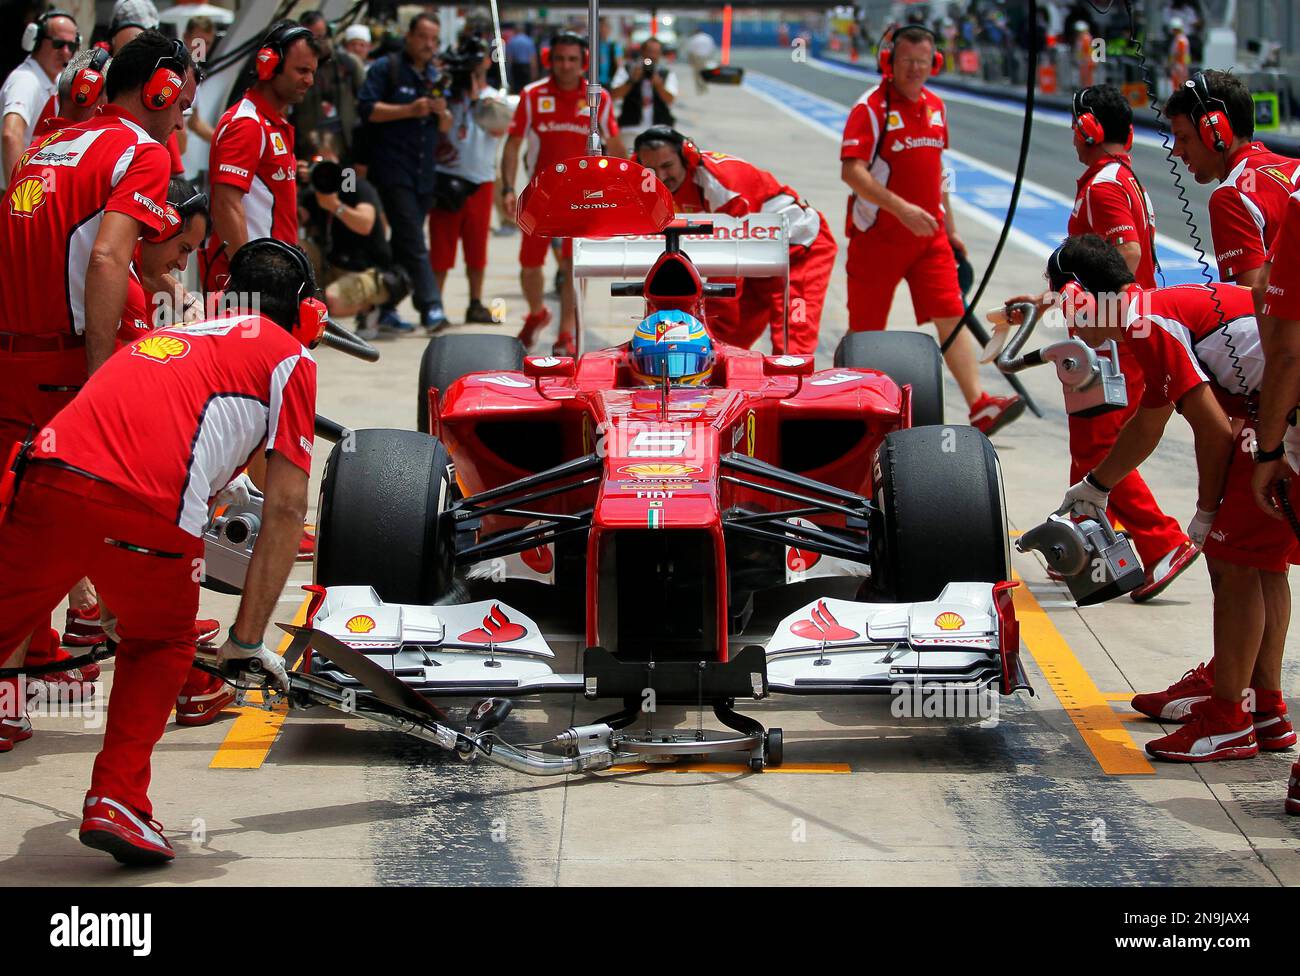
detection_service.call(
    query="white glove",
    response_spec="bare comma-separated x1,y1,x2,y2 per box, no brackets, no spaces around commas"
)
214,472,256,508
1186,508,1217,547
1057,475,1110,521
216,635,290,692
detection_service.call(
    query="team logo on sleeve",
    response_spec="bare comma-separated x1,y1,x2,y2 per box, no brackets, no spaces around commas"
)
8,176,48,216
131,334,191,363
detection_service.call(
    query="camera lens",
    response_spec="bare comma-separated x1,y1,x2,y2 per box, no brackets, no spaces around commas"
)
310,160,343,195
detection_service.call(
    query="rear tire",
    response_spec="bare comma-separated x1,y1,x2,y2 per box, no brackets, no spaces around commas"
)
418,334,525,433
870,425,1008,602
315,428,455,605
835,331,945,428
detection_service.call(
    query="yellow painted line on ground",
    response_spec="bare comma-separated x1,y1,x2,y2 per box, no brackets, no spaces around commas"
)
1011,572,1154,775
209,595,311,770
611,761,851,775
1102,692,1134,702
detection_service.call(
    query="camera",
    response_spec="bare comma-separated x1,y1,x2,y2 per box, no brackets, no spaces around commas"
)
433,36,487,100
308,159,344,195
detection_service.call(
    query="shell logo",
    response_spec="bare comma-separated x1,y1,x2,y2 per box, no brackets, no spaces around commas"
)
130,334,191,364
345,614,376,634
934,612,965,631
619,463,702,479
9,176,47,217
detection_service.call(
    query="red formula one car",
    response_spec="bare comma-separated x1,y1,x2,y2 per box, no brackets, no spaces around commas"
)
278,213,1029,776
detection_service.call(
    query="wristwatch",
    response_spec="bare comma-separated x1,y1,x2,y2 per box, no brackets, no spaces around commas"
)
1255,442,1285,463
334,202,345,217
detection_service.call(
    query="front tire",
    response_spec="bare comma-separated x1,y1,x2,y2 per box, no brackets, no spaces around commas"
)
418,334,525,433
835,331,945,428
315,428,455,605
870,425,1008,602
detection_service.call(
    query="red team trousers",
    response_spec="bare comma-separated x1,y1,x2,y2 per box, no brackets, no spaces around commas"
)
0,464,202,816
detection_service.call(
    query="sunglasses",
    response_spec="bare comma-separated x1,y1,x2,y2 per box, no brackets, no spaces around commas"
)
48,39,80,53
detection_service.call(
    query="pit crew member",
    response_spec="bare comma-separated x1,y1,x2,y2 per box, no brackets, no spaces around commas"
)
839,24,1022,435
634,126,836,356
502,31,626,356
1,8,77,187
1065,84,1194,601
0,240,319,864
202,21,318,291
1052,235,1295,764
30,45,107,139
1165,70,1300,289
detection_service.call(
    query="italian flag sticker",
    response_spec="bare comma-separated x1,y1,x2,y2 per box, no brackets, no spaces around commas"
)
647,502,663,529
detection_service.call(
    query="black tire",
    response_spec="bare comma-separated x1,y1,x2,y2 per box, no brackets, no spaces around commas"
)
417,334,525,433
765,727,783,768
834,331,945,428
870,425,1009,602
315,428,455,605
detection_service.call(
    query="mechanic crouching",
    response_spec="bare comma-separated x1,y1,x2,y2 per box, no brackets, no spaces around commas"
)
299,132,410,338
0,240,318,865
1048,235,1295,765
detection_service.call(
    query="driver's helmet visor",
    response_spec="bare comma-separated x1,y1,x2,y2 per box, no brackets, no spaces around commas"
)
632,347,712,380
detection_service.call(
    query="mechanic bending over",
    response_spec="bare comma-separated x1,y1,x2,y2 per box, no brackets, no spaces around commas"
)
0,239,320,865
1049,235,1296,765
0,30,197,706
634,126,836,357
502,30,626,356
1165,70,1300,292
1061,84,1194,602
839,24,1021,436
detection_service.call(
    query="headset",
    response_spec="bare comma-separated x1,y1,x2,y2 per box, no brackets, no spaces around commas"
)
1185,70,1234,153
1071,86,1135,151
22,9,79,54
1048,243,1098,330
229,238,328,348
878,24,942,79
541,31,589,73
58,46,110,107
635,125,701,171
142,38,189,110
256,21,315,82
150,186,208,243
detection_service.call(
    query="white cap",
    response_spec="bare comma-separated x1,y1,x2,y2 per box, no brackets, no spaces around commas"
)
342,24,371,44
1169,16,1185,30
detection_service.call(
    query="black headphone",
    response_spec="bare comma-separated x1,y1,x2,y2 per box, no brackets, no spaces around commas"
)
228,238,327,347
543,31,589,71
256,21,314,81
634,125,702,169
22,9,80,53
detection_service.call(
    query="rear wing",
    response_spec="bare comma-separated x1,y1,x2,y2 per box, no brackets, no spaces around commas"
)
571,213,791,354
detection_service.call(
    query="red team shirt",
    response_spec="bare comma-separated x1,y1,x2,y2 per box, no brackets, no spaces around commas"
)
508,77,617,177
1264,189,1300,320
204,89,298,280
672,152,823,247
0,106,169,335
35,314,318,536
1208,143,1300,281
32,94,185,173
840,84,949,237
1069,153,1158,289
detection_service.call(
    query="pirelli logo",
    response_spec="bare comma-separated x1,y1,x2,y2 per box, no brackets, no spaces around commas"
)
133,192,166,219
219,163,250,179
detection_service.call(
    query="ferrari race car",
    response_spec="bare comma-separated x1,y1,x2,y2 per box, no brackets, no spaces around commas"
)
203,210,1030,777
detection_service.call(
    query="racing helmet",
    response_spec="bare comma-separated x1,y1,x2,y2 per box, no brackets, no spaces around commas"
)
630,310,714,386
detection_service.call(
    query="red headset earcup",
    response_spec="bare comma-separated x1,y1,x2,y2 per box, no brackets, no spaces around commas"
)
878,47,892,78
255,46,279,82
296,297,328,347
1199,111,1231,152
72,68,104,106
932,51,944,75
1058,281,1096,329
681,139,700,170
143,67,182,110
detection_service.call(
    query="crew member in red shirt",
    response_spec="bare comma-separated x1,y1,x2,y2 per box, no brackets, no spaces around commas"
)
30,46,109,139
502,31,626,356
1065,84,1194,601
634,126,836,355
1053,235,1295,765
1165,70,1300,289
839,25,1021,435
0,240,321,864
202,21,318,290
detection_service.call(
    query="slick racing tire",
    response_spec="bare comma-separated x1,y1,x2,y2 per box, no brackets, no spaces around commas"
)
418,333,525,433
869,425,1009,602
316,429,455,605
834,331,945,428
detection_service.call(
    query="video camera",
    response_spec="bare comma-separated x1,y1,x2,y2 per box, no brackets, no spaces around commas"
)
431,36,487,100
307,158,344,195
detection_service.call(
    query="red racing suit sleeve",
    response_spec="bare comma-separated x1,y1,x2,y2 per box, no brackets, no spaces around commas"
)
507,92,529,139
105,142,171,236
1209,187,1266,280
1127,320,1209,409
840,101,878,162
265,353,318,475
209,117,262,192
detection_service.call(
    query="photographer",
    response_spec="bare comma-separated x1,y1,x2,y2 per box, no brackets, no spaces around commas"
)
357,13,454,332
299,133,407,336
428,36,510,325
610,36,677,145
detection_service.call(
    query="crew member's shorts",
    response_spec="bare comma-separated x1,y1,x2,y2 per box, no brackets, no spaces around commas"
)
520,231,573,267
429,181,495,272
846,226,965,330
323,267,389,312
1203,428,1300,572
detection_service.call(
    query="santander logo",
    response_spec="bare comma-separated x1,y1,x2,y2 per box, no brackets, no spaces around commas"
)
790,601,858,642
458,604,527,644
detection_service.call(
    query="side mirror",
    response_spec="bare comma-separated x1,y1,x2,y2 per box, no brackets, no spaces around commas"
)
762,355,815,378
524,355,577,379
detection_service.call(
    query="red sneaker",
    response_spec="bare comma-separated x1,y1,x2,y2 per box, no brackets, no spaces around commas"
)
1131,660,1213,722
518,307,552,348
63,603,106,647
175,668,236,727
1129,540,1200,603
194,618,220,646
26,668,96,702
79,795,174,865
1253,704,1297,751
297,528,315,562
1287,762,1300,815
552,331,577,358
1146,699,1257,762
968,392,1025,436
0,678,31,752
